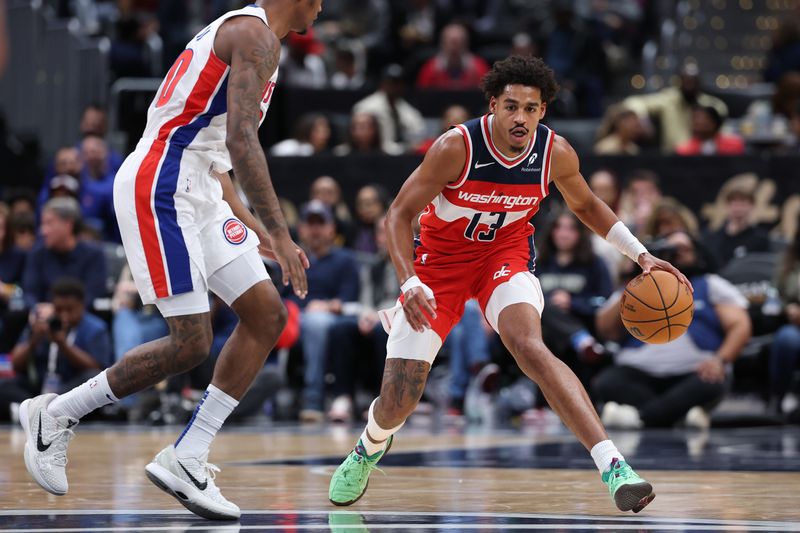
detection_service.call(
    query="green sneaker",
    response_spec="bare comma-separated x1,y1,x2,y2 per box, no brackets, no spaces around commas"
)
329,436,393,506
601,458,655,513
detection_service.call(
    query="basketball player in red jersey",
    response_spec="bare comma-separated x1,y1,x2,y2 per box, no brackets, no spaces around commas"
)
329,56,692,512
19,0,321,521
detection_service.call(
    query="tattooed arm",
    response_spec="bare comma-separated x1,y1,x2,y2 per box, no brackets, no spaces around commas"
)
215,16,308,296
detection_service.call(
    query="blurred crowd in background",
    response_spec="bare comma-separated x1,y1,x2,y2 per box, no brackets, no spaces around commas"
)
2,0,800,429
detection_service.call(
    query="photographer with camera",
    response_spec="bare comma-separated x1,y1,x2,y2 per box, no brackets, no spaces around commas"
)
0,278,111,421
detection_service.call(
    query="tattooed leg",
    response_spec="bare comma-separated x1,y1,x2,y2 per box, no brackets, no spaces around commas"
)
372,359,431,430
107,313,213,398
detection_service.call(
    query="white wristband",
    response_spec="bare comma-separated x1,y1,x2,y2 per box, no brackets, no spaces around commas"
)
605,221,648,262
401,275,423,294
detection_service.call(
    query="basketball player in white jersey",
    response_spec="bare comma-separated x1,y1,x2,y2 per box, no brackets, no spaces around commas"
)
19,0,322,520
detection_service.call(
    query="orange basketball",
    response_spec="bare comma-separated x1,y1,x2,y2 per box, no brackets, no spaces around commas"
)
619,270,694,344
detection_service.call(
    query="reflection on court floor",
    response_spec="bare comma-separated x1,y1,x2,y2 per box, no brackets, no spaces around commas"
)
1,423,799,532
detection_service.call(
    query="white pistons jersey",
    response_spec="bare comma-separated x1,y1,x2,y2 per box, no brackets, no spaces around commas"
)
141,3,278,174
113,4,277,305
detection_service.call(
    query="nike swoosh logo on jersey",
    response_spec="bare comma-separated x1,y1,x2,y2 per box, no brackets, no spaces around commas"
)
474,161,495,169
37,413,51,452
178,461,208,491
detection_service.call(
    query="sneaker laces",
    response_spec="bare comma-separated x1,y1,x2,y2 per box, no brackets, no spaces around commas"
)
47,425,76,467
605,459,639,488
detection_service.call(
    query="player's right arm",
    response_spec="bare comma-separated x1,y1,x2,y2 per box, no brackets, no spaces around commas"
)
215,17,309,297
385,130,466,332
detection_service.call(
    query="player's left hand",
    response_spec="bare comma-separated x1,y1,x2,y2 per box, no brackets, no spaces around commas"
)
256,232,278,261
271,234,310,298
637,252,694,293
696,357,726,383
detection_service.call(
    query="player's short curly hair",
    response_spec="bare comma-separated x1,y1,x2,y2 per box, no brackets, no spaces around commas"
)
481,56,560,104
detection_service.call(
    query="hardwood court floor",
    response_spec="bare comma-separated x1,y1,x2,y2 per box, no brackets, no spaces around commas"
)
1,421,799,531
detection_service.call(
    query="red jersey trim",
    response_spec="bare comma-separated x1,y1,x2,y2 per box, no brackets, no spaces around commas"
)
541,128,555,196
480,114,537,168
445,124,472,190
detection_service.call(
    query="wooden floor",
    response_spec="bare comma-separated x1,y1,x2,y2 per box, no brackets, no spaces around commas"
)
1,421,799,531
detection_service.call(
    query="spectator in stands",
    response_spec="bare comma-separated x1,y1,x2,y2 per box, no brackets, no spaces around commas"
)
110,12,157,78
415,104,471,154
594,107,643,155
78,135,118,241
48,175,81,201
54,147,82,178
416,23,489,90
642,198,700,241
445,300,497,419
353,64,426,154
22,197,107,309
333,112,386,156
623,62,728,152
353,184,390,254
544,3,609,117
280,28,327,89
78,104,123,172
288,201,360,422
705,179,771,268
0,278,112,421
391,0,450,65
0,203,25,291
511,32,538,58
537,211,613,381
5,188,36,218
764,17,800,83
0,203,27,351
9,211,35,252
309,175,354,245
594,231,751,429
742,72,800,147
270,114,332,156
588,170,623,283
770,220,800,416
617,169,662,238
327,215,396,422
675,106,745,156
330,47,365,90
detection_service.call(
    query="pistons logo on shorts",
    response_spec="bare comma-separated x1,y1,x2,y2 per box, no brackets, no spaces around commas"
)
222,218,248,245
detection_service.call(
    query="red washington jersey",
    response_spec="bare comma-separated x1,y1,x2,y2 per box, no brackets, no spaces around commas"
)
417,114,555,269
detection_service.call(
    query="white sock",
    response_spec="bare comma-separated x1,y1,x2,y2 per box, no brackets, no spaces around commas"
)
174,384,238,460
359,398,404,456
591,439,625,473
47,370,118,420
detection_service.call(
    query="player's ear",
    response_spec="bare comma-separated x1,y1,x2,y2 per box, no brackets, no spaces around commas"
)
540,101,547,120
489,96,497,114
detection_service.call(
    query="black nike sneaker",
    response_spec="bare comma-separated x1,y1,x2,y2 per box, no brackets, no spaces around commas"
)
19,393,78,495
145,445,240,520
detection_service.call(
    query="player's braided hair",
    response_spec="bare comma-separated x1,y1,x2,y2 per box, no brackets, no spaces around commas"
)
481,55,559,104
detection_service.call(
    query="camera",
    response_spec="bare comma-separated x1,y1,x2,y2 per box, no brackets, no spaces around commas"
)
48,316,63,332
645,237,678,262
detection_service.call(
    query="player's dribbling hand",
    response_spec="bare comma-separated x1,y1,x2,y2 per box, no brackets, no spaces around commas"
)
403,286,437,332
271,234,310,298
637,252,694,293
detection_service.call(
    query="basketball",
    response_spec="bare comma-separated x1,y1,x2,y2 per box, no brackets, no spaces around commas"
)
620,271,694,344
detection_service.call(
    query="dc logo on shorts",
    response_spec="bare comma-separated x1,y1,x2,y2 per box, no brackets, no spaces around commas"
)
223,218,247,245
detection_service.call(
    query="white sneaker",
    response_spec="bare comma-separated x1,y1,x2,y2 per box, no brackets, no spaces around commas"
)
145,445,240,520
327,395,353,423
602,402,643,429
19,393,78,495
685,406,711,429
